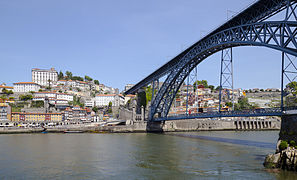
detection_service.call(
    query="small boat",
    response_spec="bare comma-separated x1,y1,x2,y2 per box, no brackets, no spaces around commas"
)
64,130,83,133
41,131,48,134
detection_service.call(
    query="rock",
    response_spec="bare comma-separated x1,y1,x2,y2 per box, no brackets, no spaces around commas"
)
264,153,280,168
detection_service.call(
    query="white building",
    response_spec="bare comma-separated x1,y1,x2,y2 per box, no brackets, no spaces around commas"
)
13,82,41,93
56,93,73,101
32,68,58,86
33,91,73,102
95,94,125,107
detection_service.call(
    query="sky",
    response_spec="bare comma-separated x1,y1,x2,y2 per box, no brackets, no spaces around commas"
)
0,0,286,91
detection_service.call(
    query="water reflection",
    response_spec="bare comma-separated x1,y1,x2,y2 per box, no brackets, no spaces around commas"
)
0,132,296,179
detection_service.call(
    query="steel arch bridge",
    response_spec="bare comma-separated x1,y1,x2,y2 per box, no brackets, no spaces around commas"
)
125,0,297,121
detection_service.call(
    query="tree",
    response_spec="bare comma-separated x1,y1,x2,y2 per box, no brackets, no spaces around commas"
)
84,75,93,82
137,91,147,108
19,94,33,101
108,101,113,114
66,71,73,80
72,76,84,81
94,80,99,85
58,71,64,80
92,106,98,113
2,88,13,95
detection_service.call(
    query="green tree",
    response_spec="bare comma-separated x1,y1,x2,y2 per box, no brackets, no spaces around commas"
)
94,80,99,85
2,88,13,95
19,94,33,101
193,80,209,90
84,75,93,82
137,91,147,108
108,101,113,114
92,106,98,113
72,76,84,81
66,71,73,80
58,71,64,80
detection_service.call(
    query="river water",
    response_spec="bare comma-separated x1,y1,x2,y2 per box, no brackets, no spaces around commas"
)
0,131,297,179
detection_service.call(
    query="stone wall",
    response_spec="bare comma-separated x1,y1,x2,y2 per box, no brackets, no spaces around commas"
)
279,114,297,142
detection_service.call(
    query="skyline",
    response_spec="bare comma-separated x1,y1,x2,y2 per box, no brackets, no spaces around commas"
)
0,0,285,90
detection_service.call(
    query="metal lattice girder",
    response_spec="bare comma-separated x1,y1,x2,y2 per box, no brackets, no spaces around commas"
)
125,0,296,95
219,48,234,111
150,20,297,120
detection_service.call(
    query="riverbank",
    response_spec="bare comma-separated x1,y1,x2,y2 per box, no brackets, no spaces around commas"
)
0,118,281,134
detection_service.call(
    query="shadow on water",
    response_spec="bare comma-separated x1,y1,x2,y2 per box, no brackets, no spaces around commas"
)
166,133,276,149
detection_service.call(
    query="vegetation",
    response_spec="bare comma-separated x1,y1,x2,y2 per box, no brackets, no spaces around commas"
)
92,106,98,113
72,95,84,107
65,71,73,80
94,80,99,85
289,140,296,147
137,90,147,108
108,101,112,114
19,94,33,101
72,76,84,81
279,140,288,151
31,100,44,108
234,97,259,110
84,75,93,82
1,88,13,95
58,71,64,80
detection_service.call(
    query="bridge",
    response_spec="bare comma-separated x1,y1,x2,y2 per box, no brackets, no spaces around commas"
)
125,0,297,121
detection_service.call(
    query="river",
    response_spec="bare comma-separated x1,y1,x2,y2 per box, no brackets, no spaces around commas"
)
0,131,296,179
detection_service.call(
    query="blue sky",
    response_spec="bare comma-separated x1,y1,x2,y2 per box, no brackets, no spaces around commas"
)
0,0,285,90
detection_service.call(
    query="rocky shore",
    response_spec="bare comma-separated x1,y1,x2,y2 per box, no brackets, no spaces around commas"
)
264,114,297,171
264,141,297,170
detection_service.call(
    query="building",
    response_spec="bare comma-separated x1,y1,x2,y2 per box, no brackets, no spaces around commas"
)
95,94,125,107
13,82,41,92
124,84,135,92
0,103,11,121
32,68,58,86
124,94,136,104
62,106,89,121
0,84,13,92
11,112,62,121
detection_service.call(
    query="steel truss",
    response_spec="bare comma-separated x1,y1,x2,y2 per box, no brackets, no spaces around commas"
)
148,0,297,121
219,48,234,111
281,0,297,110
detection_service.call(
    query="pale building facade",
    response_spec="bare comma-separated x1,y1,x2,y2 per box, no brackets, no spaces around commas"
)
32,68,58,86
13,82,41,92
95,94,125,107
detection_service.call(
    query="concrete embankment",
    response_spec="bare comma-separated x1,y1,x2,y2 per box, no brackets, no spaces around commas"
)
0,118,280,134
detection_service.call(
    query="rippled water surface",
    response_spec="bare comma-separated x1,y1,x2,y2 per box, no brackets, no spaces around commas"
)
0,131,297,179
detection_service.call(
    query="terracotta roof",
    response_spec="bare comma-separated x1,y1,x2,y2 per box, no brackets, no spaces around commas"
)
96,94,116,97
0,85,13,89
13,82,39,85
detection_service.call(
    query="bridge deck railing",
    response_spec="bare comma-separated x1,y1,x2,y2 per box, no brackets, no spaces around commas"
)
154,107,297,121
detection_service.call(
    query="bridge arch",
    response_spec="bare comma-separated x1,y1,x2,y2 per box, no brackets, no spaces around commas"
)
151,21,297,120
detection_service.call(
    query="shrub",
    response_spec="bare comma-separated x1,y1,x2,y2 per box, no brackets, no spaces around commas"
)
290,140,296,147
279,140,288,151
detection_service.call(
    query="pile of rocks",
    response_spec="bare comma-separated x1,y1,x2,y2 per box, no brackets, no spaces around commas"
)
264,142,297,170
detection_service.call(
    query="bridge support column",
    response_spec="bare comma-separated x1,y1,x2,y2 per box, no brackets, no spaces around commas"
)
219,48,234,112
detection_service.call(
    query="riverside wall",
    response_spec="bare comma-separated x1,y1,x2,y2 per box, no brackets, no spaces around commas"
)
0,118,280,134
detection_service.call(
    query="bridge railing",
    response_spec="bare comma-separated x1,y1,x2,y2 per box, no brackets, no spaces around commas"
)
154,107,297,121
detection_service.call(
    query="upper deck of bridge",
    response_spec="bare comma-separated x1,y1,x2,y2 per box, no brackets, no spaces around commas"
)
125,0,291,95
